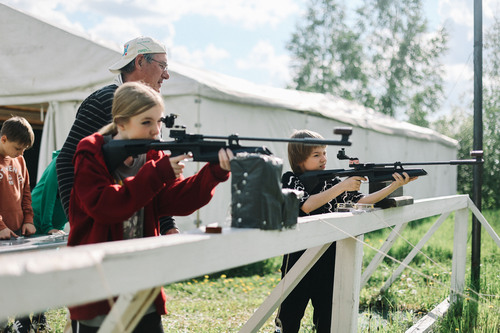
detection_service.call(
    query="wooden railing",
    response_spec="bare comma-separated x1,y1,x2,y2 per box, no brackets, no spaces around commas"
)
0,195,498,332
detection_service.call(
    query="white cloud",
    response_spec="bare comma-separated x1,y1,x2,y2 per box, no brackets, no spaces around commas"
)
235,40,291,86
8,0,301,29
440,62,474,112
484,0,500,20
168,0,301,29
438,0,497,29
3,0,88,34
2,0,299,85
169,44,230,68
438,0,473,28
443,63,474,87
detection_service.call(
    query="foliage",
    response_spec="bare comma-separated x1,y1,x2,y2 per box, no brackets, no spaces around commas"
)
432,17,500,209
286,0,368,100
287,0,448,126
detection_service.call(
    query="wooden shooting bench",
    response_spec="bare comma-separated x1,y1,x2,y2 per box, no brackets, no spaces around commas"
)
1,195,497,332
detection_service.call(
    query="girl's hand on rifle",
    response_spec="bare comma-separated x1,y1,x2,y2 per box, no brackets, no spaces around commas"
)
218,148,234,171
169,154,189,178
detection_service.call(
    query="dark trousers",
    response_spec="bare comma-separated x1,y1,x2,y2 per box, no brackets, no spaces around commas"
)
71,312,164,333
276,243,336,333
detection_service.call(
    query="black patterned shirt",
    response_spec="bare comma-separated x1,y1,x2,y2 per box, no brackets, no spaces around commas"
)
281,171,364,217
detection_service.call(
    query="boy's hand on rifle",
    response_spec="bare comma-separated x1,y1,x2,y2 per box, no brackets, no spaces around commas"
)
391,172,418,188
169,154,189,178
341,176,367,192
218,148,234,171
0,227,18,240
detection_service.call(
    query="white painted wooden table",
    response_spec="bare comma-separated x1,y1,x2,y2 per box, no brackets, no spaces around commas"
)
1,195,492,332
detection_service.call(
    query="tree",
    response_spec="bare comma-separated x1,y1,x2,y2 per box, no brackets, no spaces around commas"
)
286,0,368,102
480,16,500,209
432,17,500,209
287,0,448,126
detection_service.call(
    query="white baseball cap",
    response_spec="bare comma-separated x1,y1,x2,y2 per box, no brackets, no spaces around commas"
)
109,36,166,74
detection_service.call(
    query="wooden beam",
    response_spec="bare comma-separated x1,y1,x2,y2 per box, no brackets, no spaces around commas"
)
468,198,500,248
239,244,331,333
405,298,450,333
380,212,450,292
332,235,364,333
450,208,468,304
360,223,407,288
98,287,161,333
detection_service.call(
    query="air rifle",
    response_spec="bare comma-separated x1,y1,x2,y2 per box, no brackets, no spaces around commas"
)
102,114,354,173
299,148,484,192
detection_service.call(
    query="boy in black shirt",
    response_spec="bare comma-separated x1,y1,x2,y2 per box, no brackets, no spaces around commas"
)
276,129,417,332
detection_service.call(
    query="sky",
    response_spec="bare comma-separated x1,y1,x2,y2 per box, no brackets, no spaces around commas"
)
1,0,498,120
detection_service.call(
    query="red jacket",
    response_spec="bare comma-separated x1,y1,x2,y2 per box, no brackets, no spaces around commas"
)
68,133,229,320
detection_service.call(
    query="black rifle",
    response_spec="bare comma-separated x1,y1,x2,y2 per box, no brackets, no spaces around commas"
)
102,114,353,172
299,148,484,192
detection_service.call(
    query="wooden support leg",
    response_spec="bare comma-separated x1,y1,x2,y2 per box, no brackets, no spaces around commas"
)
239,243,332,333
331,235,364,333
450,208,468,304
468,198,500,248
98,286,161,333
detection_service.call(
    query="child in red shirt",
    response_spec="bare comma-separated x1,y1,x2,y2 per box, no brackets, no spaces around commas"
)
68,82,233,332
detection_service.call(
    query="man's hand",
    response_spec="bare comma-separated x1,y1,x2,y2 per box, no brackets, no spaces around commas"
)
48,229,66,235
164,228,180,235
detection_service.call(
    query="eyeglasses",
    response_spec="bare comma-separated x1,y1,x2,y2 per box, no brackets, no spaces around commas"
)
150,59,168,72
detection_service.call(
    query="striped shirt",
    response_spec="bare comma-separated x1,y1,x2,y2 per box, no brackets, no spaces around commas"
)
56,84,117,216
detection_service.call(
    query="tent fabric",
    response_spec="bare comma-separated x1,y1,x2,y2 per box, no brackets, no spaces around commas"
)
0,3,460,230
166,63,456,147
0,4,118,106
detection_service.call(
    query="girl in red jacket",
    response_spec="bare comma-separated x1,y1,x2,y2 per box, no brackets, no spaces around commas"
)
68,81,233,333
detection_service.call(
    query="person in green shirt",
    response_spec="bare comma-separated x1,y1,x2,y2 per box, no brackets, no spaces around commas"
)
32,150,68,235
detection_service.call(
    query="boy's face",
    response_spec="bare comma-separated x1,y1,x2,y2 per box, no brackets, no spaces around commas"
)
0,135,28,158
300,146,327,172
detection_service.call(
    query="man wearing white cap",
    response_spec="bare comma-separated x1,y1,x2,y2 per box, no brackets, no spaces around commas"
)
56,36,177,234
108,36,170,92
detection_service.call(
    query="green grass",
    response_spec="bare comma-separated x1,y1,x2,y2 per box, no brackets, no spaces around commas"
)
39,209,499,332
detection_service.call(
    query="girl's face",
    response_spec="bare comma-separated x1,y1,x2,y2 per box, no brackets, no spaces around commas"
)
117,104,164,140
299,146,327,172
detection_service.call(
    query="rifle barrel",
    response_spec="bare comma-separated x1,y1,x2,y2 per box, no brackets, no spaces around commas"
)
202,135,351,146
367,159,483,167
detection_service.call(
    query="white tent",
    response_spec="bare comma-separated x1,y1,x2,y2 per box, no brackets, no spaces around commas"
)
0,3,459,230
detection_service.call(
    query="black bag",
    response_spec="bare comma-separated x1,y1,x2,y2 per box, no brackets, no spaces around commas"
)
231,153,302,230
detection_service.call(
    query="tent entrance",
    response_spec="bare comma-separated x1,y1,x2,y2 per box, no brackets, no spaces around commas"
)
0,104,46,188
